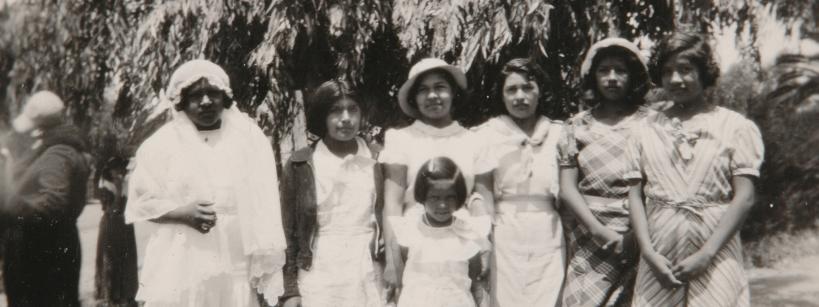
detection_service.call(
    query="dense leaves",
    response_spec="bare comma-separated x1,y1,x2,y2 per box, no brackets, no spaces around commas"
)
0,0,816,239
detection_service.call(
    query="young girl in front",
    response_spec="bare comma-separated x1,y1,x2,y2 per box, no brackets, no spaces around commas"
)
388,157,491,307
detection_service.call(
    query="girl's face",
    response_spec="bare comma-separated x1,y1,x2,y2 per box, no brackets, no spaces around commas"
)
414,72,454,122
595,55,631,102
423,183,459,225
325,98,362,142
182,79,226,129
502,72,540,120
661,53,705,105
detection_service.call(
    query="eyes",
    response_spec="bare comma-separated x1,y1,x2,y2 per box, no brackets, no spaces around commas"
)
596,65,628,75
504,83,537,95
329,104,360,114
427,194,458,203
662,62,696,77
416,82,452,96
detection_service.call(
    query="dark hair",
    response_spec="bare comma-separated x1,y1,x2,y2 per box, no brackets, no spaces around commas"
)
175,78,233,111
407,68,465,116
651,31,720,89
494,58,554,115
306,79,363,137
583,46,650,106
413,156,468,208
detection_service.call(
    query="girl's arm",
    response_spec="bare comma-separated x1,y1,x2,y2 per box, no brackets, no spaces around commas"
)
472,172,495,219
628,182,682,287
382,163,408,290
559,167,623,252
672,175,755,280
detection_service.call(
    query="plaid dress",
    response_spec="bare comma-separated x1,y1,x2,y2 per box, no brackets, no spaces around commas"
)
625,107,762,307
557,107,650,307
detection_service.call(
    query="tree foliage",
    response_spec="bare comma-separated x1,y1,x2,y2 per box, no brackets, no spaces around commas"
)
0,0,816,239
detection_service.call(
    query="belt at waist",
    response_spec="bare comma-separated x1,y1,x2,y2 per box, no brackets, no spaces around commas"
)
582,194,629,213
496,195,554,214
646,197,723,218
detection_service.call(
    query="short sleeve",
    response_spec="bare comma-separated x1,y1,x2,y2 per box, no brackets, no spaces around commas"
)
387,216,421,248
730,119,764,177
378,128,408,166
473,142,500,175
557,121,579,168
623,128,644,181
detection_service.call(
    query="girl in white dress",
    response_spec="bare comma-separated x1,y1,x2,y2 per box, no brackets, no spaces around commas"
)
380,58,485,298
388,157,491,307
473,58,565,307
279,80,385,307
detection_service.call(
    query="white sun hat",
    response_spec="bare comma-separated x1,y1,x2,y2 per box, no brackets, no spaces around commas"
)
12,90,65,133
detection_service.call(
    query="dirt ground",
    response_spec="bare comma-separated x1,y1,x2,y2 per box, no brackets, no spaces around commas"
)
1,203,818,307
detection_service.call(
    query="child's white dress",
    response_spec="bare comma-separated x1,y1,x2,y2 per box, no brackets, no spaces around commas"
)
388,212,491,307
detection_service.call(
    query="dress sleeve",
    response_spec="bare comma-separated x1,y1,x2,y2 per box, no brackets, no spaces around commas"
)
387,216,420,248
124,144,182,224
472,129,500,175
557,120,579,168
378,128,408,166
623,127,644,182
730,118,764,177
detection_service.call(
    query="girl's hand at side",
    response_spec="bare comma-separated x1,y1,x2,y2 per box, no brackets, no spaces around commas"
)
281,296,302,307
644,251,683,288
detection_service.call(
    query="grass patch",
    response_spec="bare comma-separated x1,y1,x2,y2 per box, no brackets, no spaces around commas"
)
744,228,819,268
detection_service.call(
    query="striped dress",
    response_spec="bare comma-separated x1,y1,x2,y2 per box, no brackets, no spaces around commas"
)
557,107,650,307
625,106,763,307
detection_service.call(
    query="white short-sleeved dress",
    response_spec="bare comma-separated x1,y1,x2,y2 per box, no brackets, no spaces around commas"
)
388,213,491,307
473,115,565,307
297,138,385,307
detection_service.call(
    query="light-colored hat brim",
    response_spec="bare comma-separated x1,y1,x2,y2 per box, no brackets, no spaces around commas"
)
397,59,467,119
580,37,649,79
12,114,35,133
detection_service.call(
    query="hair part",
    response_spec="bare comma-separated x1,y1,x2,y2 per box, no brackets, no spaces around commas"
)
413,156,468,208
651,31,720,88
494,57,554,115
306,79,363,137
175,78,233,111
583,46,650,106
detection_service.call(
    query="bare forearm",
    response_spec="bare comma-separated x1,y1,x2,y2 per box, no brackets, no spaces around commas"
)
627,183,654,255
559,168,610,236
700,176,755,257
473,173,495,218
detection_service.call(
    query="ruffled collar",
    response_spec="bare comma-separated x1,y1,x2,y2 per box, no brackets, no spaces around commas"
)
577,105,649,131
409,120,467,137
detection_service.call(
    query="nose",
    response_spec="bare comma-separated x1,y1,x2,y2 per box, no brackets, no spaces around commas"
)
340,110,351,123
200,95,213,107
670,71,683,84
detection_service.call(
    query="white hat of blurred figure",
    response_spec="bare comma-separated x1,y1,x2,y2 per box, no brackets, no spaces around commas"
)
397,58,467,118
12,91,65,133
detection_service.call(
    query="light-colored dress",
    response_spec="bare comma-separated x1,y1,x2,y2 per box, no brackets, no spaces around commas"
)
557,108,650,307
126,108,286,307
389,212,491,307
625,106,763,307
473,115,565,307
380,120,479,215
297,138,385,307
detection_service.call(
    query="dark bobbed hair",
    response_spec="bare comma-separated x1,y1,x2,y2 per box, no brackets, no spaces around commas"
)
407,68,466,117
650,31,720,89
175,78,233,111
413,156,468,208
583,46,650,106
306,79,363,138
494,57,554,115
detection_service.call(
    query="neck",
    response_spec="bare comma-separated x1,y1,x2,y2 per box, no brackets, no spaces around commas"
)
195,120,221,131
423,213,452,228
597,99,637,117
668,96,708,120
323,137,358,158
420,116,453,129
511,115,538,137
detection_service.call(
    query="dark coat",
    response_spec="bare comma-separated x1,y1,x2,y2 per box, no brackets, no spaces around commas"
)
278,142,384,303
2,124,90,307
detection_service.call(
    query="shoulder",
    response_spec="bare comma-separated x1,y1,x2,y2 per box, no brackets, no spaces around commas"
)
714,107,760,134
135,124,176,158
